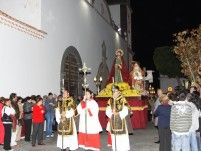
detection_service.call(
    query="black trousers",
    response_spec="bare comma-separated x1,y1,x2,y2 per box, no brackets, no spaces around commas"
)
24,119,32,141
158,127,171,151
3,124,12,150
32,122,44,145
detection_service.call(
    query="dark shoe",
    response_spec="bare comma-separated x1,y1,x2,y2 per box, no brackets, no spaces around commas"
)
154,140,160,144
61,149,66,151
38,143,45,145
25,140,30,142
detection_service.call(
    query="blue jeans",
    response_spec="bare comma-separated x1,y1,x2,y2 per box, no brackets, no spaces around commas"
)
172,133,190,151
45,112,54,136
196,132,201,151
189,131,198,151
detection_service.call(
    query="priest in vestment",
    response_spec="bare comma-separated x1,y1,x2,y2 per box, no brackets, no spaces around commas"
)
77,89,102,151
106,85,130,151
55,89,78,151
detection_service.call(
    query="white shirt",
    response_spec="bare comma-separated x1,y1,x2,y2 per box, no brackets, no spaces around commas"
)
189,102,199,132
1,106,15,124
77,99,102,134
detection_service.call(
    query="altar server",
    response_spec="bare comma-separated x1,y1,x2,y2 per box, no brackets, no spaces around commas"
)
77,89,102,150
55,89,78,151
106,85,130,151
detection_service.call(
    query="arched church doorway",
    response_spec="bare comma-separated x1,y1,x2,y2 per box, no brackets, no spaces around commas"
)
60,46,83,98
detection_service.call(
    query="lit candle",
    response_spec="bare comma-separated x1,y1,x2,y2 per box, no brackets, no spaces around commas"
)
100,76,102,82
112,77,114,83
94,77,97,82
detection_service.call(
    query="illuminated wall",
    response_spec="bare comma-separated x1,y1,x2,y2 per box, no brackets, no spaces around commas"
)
0,0,130,97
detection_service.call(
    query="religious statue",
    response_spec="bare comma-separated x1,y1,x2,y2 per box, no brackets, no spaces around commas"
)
130,61,144,90
114,49,124,83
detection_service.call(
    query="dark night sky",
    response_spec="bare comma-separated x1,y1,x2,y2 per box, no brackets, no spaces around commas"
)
131,0,201,69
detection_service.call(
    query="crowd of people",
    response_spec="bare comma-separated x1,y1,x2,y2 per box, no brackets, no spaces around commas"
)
0,86,131,151
0,93,49,151
1,54,201,151
152,86,201,151
1,87,201,151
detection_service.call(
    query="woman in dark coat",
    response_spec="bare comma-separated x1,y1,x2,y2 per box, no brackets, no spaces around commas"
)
155,94,171,151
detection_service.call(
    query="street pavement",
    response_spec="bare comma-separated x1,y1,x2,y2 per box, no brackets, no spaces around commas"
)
0,122,159,151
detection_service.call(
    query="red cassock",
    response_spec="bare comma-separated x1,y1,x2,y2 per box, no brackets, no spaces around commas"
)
77,100,102,151
107,132,112,146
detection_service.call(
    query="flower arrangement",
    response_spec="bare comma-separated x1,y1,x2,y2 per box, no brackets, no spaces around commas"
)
96,82,142,97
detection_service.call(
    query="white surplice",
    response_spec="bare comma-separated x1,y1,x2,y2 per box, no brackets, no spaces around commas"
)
55,108,78,150
77,99,102,150
106,106,130,151
77,99,102,134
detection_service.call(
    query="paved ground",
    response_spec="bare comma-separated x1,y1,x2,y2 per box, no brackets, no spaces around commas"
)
0,122,159,151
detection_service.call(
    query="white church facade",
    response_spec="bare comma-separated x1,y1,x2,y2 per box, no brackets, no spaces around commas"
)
0,0,133,97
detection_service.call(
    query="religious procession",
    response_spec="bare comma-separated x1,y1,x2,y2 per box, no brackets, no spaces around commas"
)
0,48,145,151
1,1,201,151
1,48,200,151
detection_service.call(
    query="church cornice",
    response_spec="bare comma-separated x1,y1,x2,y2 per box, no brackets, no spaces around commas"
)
0,10,47,39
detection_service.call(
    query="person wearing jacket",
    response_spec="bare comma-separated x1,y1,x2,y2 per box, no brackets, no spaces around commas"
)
45,92,56,138
0,97,5,145
9,93,18,147
170,92,192,151
187,93,200,151
155,95,171,151
153,89,163,144
23,97,33,142
2,99,15,151
32,97,45,147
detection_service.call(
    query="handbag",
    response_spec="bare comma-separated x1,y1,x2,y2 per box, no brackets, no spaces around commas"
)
1,107,13,122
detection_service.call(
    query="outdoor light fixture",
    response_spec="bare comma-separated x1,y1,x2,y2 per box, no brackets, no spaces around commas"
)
94,76,102,94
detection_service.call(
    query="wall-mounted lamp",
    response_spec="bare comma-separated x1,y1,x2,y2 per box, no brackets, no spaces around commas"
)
94,76,102,94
